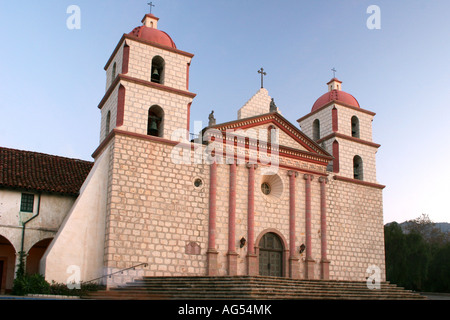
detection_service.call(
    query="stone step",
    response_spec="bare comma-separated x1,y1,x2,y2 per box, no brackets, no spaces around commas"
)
87,290,424,300
136,276,400,288
128,279,399,289
122,281,412,294
108,287,422,299
114,282,414,295
83,276,426,300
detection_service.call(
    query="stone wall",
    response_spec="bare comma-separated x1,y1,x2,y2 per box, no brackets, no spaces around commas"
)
237,89,272,120
102,132,342,282
298,105,334,141
119,80,193,140
104,134,209,285
335,138,378,184
327,176,386,281
126,39,192,91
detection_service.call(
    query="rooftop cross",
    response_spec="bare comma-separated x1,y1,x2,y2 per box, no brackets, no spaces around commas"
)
147,2,155,14
258,67,267,88
331,67,337,78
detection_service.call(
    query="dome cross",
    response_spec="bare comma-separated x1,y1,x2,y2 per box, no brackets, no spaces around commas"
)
147,2,155,14
331,68,337,78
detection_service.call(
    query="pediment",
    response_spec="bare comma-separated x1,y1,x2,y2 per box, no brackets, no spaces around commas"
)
207,112,332,160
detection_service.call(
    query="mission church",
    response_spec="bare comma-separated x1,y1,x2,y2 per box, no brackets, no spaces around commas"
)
0,12,386,292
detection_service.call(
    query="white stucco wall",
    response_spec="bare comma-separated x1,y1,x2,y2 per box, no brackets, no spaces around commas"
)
40,146,110,285
0,190,76,253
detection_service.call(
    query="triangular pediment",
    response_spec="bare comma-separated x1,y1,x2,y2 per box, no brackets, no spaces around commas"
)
208,112,332,160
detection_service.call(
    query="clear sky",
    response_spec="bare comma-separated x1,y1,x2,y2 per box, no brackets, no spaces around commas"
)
1,1,449,224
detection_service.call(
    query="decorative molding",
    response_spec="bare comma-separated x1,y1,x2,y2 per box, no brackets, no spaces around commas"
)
319,177,328,184
124,33,195,58
119,74,197,98
333,175,386,189
317,132,381,148
210,112,330,157
98,74,196,110
296,100,376,123
104,34,194,71
246,163,258,169
287,170,299,177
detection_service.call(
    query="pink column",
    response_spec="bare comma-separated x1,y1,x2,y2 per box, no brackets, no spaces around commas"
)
304,174,315,279
288,170,299,278
227,161,238,275
319,177,330,279
207,162,218,276
246,163,258,275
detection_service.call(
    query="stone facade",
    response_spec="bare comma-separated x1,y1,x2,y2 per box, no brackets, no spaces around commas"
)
92,14,386,285
327,178,385,281
103,134,210,283
1,13,387,289
238,88,272,120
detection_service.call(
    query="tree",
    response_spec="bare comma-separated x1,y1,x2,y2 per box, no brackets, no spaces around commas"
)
403,231,429,291
385,214,450,293
426,243,450,293
384,222,407,286
404,213,448,246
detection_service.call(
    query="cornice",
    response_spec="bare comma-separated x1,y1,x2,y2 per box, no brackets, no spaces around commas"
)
333,175,385,189
316,132,381,148
91,129,331,176
297,101,376,123
210,112,330,157
104,34,194,71
97,74,196,109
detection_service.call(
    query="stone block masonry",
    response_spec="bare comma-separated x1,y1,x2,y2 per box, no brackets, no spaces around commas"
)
100,129,385,285
326,176,385,281
104,134,209,285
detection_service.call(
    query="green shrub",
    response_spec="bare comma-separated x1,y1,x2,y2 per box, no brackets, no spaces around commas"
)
12,273,51,296
12,274,102,296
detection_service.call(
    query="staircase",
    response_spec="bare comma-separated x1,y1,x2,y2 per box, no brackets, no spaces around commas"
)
83,276,426,300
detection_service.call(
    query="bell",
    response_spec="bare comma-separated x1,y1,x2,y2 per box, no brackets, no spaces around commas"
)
151,67,160,83
150,119,158,130
148,118,159,136
354,167,359,179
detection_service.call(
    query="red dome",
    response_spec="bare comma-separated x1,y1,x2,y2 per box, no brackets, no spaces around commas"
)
129,25,177,49
311,89,360,112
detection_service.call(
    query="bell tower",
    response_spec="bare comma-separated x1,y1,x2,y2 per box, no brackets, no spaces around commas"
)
297,78,381,184
90,13,198,284
97,13,196,145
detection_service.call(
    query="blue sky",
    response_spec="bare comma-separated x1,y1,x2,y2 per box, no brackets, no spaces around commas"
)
0,1,449,224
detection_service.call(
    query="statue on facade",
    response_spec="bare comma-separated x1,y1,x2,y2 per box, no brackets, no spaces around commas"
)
270,98,278,113
208,110,216,127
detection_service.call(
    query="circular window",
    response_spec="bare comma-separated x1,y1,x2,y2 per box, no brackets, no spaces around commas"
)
261,182,271,195
194,178,203,188
260,174,283,202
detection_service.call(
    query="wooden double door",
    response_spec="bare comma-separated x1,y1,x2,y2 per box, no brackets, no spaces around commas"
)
258,233,283,277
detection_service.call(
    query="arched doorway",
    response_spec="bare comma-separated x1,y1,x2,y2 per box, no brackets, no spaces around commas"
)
0,235,17,293
26,238,53,275
258,232,283,277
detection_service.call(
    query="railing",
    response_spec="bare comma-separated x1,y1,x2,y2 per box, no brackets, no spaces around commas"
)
82,263,148,284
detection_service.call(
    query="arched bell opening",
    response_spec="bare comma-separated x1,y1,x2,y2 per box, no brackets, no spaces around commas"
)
147,105,165,138
353,155,364,181
151,55,165,84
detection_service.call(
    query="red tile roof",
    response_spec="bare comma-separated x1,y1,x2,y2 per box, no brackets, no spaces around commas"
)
0,147,93,196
